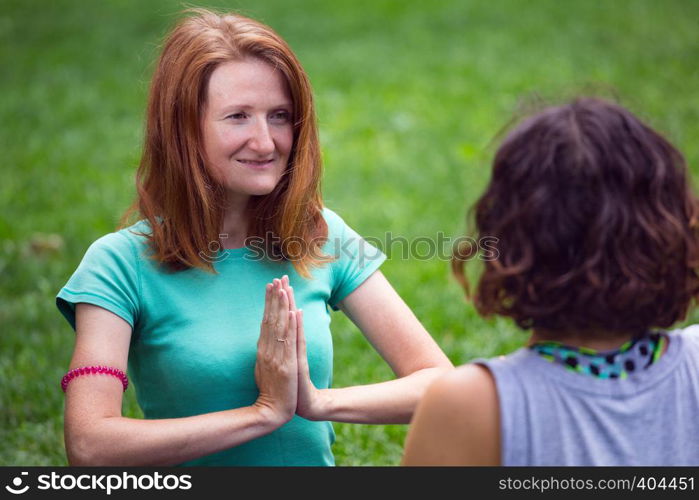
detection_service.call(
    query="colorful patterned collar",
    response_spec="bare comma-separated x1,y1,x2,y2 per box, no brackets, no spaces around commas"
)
529,332,666,379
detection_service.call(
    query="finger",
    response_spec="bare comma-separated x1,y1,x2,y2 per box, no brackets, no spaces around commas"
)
286,310,298,351
258,283,273,349
273,291,291,359
276,288,289,333
263,284,284,357
268,285,284,355
296,310,307,367
267,282,279,335
282,276,297,311
261,283,273,324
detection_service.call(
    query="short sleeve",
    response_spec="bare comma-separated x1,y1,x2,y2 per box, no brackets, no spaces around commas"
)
56,231,141,331
324,208,387,310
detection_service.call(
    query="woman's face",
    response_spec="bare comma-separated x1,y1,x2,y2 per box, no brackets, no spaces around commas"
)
202,58,294,205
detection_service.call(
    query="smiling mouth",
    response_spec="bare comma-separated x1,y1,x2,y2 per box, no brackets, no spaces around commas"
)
237,159,275,167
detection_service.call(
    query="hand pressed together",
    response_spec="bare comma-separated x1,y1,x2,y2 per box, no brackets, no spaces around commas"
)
253,278,298,427
253,276,325,428
280,276,326,421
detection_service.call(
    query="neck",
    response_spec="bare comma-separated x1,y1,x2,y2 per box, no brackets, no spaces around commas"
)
529,328,639,351
220,195,251,249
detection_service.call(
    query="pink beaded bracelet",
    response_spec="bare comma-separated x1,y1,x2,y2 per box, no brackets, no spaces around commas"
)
61,366,129,392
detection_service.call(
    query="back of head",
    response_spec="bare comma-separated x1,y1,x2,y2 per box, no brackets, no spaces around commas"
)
455,98,699,335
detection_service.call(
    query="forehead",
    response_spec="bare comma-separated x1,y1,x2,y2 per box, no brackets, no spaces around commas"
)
206,58,291,108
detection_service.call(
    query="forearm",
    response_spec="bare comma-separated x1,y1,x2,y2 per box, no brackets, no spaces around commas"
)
67,405,279,466
312,367,451,424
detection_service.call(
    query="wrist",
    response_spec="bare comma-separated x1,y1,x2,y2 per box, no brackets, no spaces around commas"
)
251,400,292,430
303,388,332,421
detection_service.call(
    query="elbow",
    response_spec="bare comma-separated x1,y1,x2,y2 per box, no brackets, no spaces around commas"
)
404,357,454,379
412,366,455,403
415,352,455,374
435,353,456,370
400,363,453,385
434,360,455,372
427,364,457,388
65,424,115,466
420,362,455,378
66,435,96,466
67,439,119,467
400,366,456,424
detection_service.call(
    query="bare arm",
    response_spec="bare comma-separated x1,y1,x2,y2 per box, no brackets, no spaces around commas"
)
286,271,453,424
401,364,500,465
65,281,297,466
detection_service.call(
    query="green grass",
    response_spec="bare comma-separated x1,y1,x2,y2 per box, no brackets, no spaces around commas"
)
2,0,698,466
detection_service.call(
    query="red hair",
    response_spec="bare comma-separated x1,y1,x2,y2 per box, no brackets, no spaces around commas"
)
122,8,328,276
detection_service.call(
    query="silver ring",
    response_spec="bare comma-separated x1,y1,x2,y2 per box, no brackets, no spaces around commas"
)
276,338,287,343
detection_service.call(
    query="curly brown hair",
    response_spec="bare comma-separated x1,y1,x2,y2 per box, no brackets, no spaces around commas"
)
453,98,699,334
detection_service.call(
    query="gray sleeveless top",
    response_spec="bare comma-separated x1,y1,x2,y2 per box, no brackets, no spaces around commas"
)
477,325,699,465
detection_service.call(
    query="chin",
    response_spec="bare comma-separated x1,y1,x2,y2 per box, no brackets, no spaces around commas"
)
226,183,280,198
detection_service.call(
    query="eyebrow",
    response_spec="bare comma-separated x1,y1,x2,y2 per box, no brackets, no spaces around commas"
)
217,103,292,114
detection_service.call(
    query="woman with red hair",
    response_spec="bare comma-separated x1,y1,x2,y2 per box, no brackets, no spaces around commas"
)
57,9,451,466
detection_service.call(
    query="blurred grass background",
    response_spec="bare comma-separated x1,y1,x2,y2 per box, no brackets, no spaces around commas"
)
1,0,698,465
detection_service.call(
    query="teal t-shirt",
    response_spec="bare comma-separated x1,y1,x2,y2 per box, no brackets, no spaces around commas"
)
56,208,386,466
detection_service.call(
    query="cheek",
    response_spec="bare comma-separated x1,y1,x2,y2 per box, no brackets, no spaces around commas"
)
204,122,243,156
210,129,237,154
278,128,294,157
203,158,225,185
202,131,231,180
202,126,219,165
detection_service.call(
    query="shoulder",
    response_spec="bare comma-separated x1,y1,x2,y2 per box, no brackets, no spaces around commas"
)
321,206,349,235
58,223,149,331
425,364,498,413
404,364,500,465
320,206,362,254
72,222,152,282
668,324,699,352
84,221,150,261
674,324,699,339
320,206,378,250
321,206,341,222
320,206,372,240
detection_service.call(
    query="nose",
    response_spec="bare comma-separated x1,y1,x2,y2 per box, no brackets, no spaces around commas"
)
248,117,275,155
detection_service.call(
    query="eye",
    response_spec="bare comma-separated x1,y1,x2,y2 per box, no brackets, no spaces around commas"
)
225,112,247,120
269,110,291,124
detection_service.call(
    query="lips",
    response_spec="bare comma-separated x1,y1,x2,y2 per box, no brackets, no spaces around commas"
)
237,159,275,168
